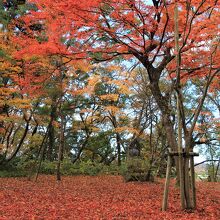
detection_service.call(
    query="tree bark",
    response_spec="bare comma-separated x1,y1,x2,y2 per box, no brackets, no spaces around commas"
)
57,112,64,181
116,133,121,166
47,98,58,161
149,81,180,181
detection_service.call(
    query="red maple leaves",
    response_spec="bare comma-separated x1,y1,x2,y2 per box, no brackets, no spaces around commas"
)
0,176,219,219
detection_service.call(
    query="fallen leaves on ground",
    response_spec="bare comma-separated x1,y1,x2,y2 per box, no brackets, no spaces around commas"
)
0,175,219,219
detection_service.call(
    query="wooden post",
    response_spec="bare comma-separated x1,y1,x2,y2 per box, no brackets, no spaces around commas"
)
174,2,186,210
177,96,186,209
163,151,199,211
190,155,196,208
162,149,172,211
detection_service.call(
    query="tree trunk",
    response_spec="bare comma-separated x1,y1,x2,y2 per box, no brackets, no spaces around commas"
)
183,157,192,209
47,98,57,161
57,113,64,181
149,81,180,181
2,115,31,164
214,158,220,182
116,133,121,166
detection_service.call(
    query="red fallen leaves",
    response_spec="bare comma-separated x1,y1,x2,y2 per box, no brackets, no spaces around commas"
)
0,176,219,219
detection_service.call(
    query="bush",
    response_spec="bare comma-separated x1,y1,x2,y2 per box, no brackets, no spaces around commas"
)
0,161,28,178
122,157,151,182
0,157,132,177
61,160,80,175
0,169,28,177
79,160,100,175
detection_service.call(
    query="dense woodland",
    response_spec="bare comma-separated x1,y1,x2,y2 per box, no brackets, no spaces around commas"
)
0,0,220,216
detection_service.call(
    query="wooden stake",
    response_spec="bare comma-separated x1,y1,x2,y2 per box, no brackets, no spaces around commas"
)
190,155,196,208
174,2,186,210
162,151,172,211
184,156,192,209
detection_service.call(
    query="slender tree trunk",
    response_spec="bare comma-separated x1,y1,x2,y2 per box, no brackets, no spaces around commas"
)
33,118,53,181
146,117,154,181
2,115,31,164
214,158,220,182
35,142,47,182
47,98,57,161
28,126,49,180
72,135,90,164
116,133,121,166
183,156,192,209
57,112,64,181
149,82,179,178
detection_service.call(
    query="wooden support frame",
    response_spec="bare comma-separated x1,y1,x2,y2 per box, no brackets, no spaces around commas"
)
169,151,199,157
162,149,199,211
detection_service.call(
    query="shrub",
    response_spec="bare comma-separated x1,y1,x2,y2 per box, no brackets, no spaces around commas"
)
122,157,151,182
0,157,135,177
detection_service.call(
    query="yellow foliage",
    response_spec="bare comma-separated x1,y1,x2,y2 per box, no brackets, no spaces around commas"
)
0,144,4,152
104,106,120,114
80,109,93,114
105,65,122,72
0,88,17,97
108,80,131,95
63,58,92,73
88,75,101,87
44,99,53,105
90,126,100,132
100,94,119,102
7,98,31,109
114,126,139,135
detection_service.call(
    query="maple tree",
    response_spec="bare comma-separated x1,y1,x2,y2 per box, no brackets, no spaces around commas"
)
16,0,219,209
15,0,219,153
0,2,36,164
0,0,219,216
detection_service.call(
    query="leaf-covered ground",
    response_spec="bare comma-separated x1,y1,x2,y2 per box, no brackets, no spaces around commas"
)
0,175,219,219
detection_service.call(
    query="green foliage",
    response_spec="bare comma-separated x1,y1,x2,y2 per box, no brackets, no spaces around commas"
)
60,160,126,176
60,160,80,175
0,158,128,177
0,0,35,28
207,163,219,182
0,160,28,177
122,157,151,182
40,161,57,174
78,160,103,176
83,132,114,162
0,169,27,177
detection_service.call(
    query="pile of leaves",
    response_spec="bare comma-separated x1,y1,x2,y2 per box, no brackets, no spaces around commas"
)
0,175,219,219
